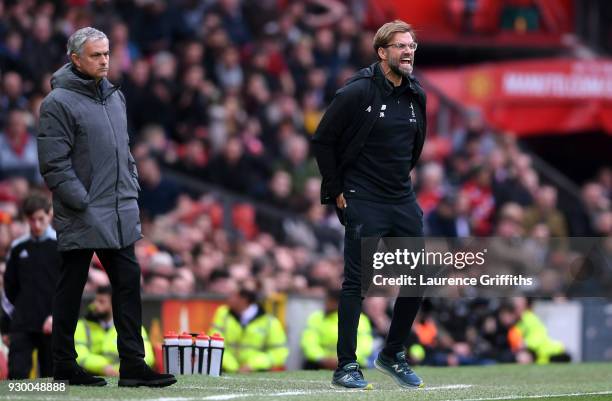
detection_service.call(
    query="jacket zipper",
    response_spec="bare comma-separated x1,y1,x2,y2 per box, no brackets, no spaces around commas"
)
101,94,124,247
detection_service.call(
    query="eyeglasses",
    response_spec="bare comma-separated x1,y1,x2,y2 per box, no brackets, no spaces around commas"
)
385,42,418,51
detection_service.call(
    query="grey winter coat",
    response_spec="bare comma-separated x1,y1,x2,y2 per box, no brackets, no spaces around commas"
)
37,63,142,251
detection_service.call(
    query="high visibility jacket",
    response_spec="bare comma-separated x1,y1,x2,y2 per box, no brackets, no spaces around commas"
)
515,310,565,364
301,310,373,366
74,317,154,375
210,305,288,372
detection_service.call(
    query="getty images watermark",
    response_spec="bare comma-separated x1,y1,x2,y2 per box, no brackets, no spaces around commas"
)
372,247,533,287
360,237,611,298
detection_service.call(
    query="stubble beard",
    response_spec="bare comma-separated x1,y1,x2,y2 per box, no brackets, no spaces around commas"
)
389,56,413,77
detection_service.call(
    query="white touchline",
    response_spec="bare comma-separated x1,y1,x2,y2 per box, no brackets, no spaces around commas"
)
196,388,612,401
439,389,612,401
180,386,232,390
226,377,474,389
156,398,202,401
424,384,473,391
223,376,329,384
198,386,474,401
9,386,608,401
14,396,215,401
200,396,249,401
200,391,318,400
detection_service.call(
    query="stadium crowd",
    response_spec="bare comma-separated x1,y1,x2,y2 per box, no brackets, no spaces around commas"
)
0,0,610,371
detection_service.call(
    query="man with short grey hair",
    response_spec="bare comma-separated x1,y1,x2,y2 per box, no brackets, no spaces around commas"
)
37,27,176,387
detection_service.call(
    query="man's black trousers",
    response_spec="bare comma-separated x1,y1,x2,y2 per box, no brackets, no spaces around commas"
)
52,244,145,373
8,332,53,378
338,198,424,367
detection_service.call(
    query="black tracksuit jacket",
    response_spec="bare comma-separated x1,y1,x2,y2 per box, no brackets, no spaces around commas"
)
311,62,427,207
1,228,61,333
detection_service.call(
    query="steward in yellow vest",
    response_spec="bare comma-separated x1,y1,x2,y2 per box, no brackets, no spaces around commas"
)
210,287,288,373
301,289,373,369
510,297,570,364
515,310,568,364
74,286,154,376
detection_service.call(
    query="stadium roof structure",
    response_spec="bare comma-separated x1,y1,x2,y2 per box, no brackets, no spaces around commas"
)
422,58,612,136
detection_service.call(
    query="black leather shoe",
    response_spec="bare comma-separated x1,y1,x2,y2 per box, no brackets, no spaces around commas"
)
118,364,176,387
54,366,107,386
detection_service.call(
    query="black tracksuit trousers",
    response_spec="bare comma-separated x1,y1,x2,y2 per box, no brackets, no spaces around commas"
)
52,244,145,373
338,198,424,367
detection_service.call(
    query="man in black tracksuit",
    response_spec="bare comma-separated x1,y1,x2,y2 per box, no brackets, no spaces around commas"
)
1,193,60,379
312,20,426,389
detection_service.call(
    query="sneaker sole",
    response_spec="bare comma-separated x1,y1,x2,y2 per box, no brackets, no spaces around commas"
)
330,382,373,391
374,359,424,389
118,377,177,388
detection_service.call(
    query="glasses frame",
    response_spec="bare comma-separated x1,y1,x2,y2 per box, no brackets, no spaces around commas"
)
384,42,418,51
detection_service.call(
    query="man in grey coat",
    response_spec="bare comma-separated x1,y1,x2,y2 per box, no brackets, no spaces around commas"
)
37,27,176,387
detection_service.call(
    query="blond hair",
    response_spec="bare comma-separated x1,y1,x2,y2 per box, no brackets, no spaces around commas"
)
372,20,415,59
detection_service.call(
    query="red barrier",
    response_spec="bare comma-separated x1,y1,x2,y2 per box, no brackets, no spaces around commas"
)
423,59,612,136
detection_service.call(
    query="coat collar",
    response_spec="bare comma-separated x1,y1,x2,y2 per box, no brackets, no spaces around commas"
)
50,63,119,101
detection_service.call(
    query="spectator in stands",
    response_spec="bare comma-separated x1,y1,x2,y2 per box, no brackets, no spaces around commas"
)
597,167,611,199
426,192,471,237
144,251,176,281
208,136,262,195
122,59,153,134
0,72,28,123
280,134,319,196
209,0,252,46
480,302,533,364
301,288,373,370
75,286,154,377
0,109,42,184
137,155,181,218
214,46,243,92
410,299,484,366
129,0,187,55
581,182,610,234
523,185,568,238
1,192,59,379
417,162,446,216
169,267,196,294
144,276,171,295
0,31,28,85
174,67,211,143
488,203,542,287
452,111,496,157
109,21,139,75
210,284,288,372
489,148,533,207
21,14,65,84
205,269,236,294
460,166,495,235
262,169,309,215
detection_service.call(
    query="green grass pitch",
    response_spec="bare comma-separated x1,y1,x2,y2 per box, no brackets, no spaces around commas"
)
1,363,611,401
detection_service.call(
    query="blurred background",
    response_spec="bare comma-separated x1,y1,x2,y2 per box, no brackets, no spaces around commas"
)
0,0,610,376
